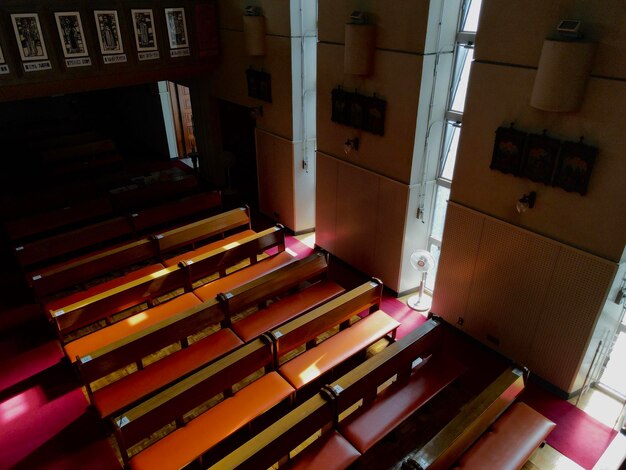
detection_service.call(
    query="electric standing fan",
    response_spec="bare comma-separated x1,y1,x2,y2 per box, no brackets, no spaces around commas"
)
407,249,435,312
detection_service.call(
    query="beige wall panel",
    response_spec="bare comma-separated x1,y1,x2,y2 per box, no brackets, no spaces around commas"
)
464,217,560,365
256,129,295,228
315,152,338,253
210,31,293,139
431,203,484,325
526,248,616,393
217,0,292,36
476,0,626,79
450,62,626,261
318,0,430,54
317,43,421,183
335,162,380,274
373,177,409,291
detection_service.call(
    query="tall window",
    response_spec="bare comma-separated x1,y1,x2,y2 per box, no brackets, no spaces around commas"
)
427,0,481,290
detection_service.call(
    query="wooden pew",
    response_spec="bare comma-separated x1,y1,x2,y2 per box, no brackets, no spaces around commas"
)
209,390,358,470
75,252,332,420
50,226,286,340
15,215,135,267
40,138,117,163
27,199,239,299
6,197,113,241
153,206,251,258
270,280,401,398
209,318,450,470
114,338,294,470
331,320,466,456
403,367,527,470
129,190,222,233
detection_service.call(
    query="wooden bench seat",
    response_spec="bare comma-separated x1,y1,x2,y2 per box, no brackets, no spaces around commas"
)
129,371,294,470
210,318,448,470
77,251,323,418
452,402,555,470
47,224,284,339
64,292,202,362
279,310,400,390
232,279,345,342
92,328,243,418
339,352,467,454
289,431,361,470
403,366,527,470
114,338,287,468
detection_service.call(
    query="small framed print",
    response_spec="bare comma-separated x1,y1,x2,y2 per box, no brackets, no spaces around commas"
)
131,9,157,52
0,44,8,74
165,8,188,49
11,13,48,61
490,125,527,176
54,12,89,58
520,132,560,184
553,138,598,195
94,10,123,55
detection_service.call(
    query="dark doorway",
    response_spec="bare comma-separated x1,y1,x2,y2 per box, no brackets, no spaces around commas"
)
218,100,258,209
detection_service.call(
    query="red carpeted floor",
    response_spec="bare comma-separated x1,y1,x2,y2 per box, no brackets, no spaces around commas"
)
521,379,618,469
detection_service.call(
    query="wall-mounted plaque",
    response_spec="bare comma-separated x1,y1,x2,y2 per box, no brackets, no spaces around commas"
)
131,9,159,61
0,44,8,74
165,8,189,57
94,10,126,64
11,13,52,71
54,12,91,68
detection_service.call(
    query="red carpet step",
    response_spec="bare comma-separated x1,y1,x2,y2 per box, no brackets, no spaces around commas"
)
0,340,64,394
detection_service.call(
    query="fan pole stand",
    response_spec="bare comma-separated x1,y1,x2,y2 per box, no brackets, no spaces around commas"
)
407,273,432,312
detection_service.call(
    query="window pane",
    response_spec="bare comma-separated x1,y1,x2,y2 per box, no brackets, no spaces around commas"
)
462,0,483,32
431,185,450,241
450,46,474,113
440,123,460,181
425,244,441,292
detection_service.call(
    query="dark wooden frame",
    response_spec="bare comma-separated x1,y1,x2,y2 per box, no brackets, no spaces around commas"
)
520,132,560,184
553,139,598,195
246,68,272,103
331,87,386,136
490,126,527,175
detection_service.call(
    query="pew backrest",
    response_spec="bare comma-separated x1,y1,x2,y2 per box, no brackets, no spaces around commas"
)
218,251,328,318
404,367,525,470
29,238,156,298
15,215,134,267
271,279,383,361
5,197,113,241
114,337,273,450
76,298,224,384
51,264,186,337
209,392,334,470
155,206,251,255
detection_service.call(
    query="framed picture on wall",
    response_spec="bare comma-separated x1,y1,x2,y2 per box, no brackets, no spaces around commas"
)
11,13,48,61
553,138,598,195
490,125,527,175
256,70,272,102
348,92,367,130
365,95,386,136
331,88,351,125
0,43,4,63
94,10,124,55
165,8,188,49
520,131,560,184
131,9,157,52
54,12,88,58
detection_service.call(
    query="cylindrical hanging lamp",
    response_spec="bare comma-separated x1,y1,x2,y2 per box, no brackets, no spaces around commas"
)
344,21,375,76
530,39,595,112
243,9,266,56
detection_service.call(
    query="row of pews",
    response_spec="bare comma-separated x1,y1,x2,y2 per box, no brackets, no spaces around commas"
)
17,191,555,469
